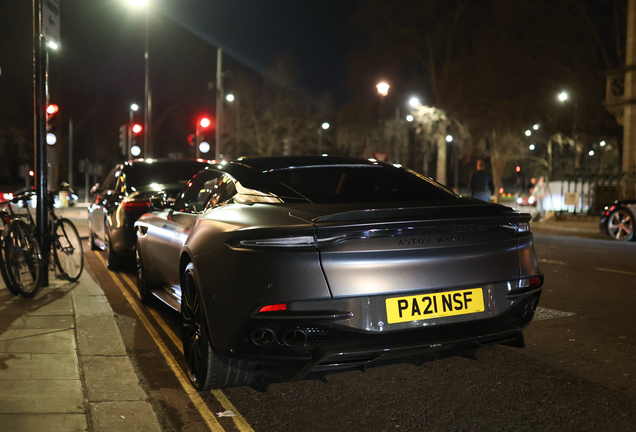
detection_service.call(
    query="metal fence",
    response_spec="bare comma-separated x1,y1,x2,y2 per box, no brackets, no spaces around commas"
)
540,170,636,215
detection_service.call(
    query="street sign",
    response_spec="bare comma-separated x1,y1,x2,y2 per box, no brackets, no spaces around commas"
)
563,192,580,206
43,0,60,46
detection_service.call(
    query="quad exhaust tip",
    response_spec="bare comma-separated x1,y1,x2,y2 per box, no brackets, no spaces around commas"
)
249,327,308,347
250,328,276,346
280,329,307,347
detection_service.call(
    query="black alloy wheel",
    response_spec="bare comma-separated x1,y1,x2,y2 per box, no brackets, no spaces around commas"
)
136,238,152,303
181,262,259,390
606,208,634,241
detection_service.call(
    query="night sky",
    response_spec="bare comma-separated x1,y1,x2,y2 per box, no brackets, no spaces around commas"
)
0,0,359,162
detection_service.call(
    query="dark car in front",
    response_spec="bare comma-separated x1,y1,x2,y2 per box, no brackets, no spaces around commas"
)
135,156,543,390
88,158,214,269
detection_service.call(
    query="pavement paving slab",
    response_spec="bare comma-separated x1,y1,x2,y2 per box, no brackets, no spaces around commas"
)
90,401,162,432
0,414,88,432
0,379,84,414
81,356,148,401
75,315,127,356
0,353,78,380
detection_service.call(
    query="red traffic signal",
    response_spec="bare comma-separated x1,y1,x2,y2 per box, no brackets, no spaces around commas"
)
515,166,521,173
200,117,211,128
46,104,59,115
132,124,143,134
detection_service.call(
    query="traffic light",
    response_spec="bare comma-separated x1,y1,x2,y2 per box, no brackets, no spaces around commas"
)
515,165,521,173
46,104,59,145
132,124,143,134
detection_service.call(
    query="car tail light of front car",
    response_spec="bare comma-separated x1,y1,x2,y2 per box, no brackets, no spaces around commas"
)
122,200,151,212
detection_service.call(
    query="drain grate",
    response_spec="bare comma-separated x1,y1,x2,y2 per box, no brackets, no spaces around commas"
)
533,306,576,321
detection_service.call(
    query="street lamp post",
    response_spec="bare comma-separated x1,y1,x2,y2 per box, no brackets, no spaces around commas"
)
318,122,330,154
127,0,152,158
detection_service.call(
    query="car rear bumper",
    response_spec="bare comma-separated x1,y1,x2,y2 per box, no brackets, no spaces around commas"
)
227,289,541,381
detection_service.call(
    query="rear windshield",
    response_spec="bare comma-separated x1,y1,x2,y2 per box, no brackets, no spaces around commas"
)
264,166,456,203
125,161,210,190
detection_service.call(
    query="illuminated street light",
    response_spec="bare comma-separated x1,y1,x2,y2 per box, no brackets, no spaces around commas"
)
533,124,539,130
131,103,139,112
406,115,414,122
600,141,606,147
589,150,595,156
529,144,535,150
322,122,330,130
376,82,390,96
226,94,235,102
446,135,453,142
47,41,59,50
408,97,420,108
558,91,568,102
525,130,532,136
128,0,148,6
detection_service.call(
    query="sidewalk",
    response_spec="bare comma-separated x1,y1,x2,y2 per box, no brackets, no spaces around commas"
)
0,260,162,431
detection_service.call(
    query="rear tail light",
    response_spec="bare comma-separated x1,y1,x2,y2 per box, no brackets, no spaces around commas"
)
507,275,543,296
240,236,316,248
258,303,287,313
122,200,151,212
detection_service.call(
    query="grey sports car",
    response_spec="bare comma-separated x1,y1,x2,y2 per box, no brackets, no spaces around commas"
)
134,156,543,390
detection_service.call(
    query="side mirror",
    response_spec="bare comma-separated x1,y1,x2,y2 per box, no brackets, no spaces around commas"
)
149,194,172,211
90,184,100,195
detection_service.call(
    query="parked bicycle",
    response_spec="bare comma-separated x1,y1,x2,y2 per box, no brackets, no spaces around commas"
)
0,194,44,297
0,185,83,297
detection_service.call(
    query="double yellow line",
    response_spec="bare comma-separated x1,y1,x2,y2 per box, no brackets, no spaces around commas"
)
94,252,255,432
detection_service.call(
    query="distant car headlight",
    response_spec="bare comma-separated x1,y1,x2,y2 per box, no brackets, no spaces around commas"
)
528,196,535,204
517,197,523,204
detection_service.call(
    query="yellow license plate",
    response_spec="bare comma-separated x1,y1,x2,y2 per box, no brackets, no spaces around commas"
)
385,288,484,324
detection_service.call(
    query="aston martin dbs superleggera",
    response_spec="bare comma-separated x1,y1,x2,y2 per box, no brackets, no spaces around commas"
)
134,156,543,390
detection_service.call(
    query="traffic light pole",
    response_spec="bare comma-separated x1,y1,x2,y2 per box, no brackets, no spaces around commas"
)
34,0,50,286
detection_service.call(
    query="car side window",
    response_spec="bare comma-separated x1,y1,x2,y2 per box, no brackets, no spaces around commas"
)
204,174,237,210
101,166,119,192
174,170,222,213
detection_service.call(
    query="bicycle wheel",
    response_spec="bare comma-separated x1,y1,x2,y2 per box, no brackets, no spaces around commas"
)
0,226,19,296
3,219,43,297
52,218,84,282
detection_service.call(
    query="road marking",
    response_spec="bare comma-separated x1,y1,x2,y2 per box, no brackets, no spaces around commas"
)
538,258,567,265
596,267,636,276
93,253,226,432
120,273,256,432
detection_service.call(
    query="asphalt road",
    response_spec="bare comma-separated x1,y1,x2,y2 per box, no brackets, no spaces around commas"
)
84,228,636,432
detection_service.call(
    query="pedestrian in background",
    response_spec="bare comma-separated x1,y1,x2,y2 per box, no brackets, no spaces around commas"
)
467,159,495,202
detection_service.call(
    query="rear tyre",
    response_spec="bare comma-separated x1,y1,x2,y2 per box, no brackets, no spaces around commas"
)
3,220,43,298
181,262,259,390
88,227,99,251
136,238,152,303
606,208,634,241
0,226,19,296
105,227,122,271
53,218,83,282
